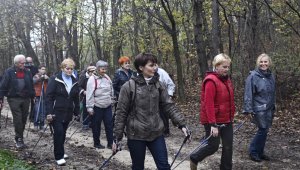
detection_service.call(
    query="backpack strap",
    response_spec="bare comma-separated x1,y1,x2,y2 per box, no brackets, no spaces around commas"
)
94,76,98,93
128,79,136,115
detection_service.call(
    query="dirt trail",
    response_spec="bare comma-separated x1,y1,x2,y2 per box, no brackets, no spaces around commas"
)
1,101,300,170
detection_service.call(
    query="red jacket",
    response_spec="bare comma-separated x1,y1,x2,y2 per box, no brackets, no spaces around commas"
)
200,72,235,125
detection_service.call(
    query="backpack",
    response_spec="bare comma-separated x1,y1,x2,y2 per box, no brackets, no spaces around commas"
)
93,74,112,93
128,79,168,127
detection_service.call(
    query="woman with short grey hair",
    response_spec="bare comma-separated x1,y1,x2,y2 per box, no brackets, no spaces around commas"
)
86,60,114,149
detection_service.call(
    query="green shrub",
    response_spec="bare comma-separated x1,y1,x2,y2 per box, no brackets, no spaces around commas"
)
0,149,36,170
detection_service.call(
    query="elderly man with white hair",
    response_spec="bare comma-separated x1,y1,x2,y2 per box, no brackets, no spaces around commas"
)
0,54,35,149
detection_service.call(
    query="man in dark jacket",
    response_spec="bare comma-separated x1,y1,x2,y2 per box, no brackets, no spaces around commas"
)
0,54,35,149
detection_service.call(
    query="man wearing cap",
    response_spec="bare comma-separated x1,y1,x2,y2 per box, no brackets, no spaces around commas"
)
86,60,114,149
78,65,96,130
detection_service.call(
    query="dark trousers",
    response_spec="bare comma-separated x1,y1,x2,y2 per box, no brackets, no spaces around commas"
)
7,97,30,141
34,97,45,128
190,123,233,170
52,120,69,160
249,127,269,157
91,106,113,146
128,135,170,170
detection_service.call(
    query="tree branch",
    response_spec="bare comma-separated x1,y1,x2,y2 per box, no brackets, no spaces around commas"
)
263,0,300,37
285,0,300,18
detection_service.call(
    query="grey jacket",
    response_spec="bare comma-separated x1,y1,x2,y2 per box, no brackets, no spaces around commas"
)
113,74,186,141
243,69,276,128
86,74,113,111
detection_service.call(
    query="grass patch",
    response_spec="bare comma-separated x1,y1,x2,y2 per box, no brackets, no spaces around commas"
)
0,149,36,170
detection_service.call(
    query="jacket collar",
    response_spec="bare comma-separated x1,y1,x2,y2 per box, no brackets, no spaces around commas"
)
55,71,77,85
132,72,160,85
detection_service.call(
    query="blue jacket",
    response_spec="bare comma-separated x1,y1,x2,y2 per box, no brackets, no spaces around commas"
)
45,71,80,122
243,69,275,127
112,68,134,99
243,69,276,113
0,66,35,99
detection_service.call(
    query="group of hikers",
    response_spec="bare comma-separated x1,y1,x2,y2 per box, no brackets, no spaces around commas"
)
0,52,275,170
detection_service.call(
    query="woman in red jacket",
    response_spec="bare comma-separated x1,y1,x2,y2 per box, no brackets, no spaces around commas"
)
190,53,235,170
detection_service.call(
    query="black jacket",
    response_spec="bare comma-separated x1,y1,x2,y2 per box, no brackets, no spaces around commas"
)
0,66,35,99
112,68,134,99
46,71,80,122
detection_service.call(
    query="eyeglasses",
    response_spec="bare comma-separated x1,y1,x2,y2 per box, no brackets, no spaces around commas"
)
65,67,74,70
19,62,25,65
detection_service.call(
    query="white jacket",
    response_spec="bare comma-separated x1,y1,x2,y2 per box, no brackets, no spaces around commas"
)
86,74,113,111
157,68,175,96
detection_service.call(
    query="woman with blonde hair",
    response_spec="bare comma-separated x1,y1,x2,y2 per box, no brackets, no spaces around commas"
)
46,58,80,166
190,53,235,170
243,53,275,162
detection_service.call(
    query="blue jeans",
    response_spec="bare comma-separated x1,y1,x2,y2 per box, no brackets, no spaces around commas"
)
127,135,170,170
34,97,45,128
249,127,269,157
91,106,113,146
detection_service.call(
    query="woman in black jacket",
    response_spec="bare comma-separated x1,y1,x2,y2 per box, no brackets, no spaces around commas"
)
46,58,80,166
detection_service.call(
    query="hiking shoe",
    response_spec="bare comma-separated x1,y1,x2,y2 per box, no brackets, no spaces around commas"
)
107,144,112,149
15,138,25,149
94,144,105,149
250,154,262,162
261,154,270,161
56,158,66,166
64,154,69,159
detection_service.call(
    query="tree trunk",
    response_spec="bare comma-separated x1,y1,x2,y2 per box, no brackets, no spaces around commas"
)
193,0,209,79
111,0,123,69
211,0,222,57
92,0,102,60
14,19,39,66
132,0,139,56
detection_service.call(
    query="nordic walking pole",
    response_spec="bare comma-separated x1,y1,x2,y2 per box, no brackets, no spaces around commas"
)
172,134,212,170
64,115,90,144
170,130,192,167
30,123,49,153
4,107,8,128
234,121,246,134
99,144,122,170
27,81,44,137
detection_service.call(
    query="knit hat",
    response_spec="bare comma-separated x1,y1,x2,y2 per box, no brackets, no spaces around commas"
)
96,60,108,68
87,66,96,72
